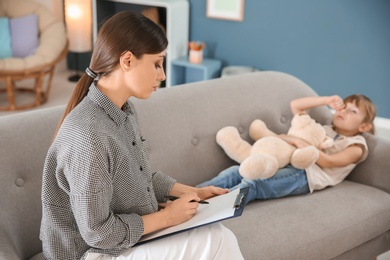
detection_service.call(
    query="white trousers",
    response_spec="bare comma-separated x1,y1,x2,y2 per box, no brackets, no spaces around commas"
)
84,223,244,260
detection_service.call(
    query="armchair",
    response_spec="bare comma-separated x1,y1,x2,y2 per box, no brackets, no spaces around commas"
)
0,0,68,111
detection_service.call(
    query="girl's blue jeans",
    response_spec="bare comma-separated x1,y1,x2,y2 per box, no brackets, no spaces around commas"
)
197,165,310,205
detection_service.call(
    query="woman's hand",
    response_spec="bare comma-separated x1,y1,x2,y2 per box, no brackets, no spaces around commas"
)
168,182,228,200
196,186,229,200
162,193,200,226
143,193,200,234
142,184,228,235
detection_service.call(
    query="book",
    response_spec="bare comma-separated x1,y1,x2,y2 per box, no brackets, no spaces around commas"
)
136,187,248,245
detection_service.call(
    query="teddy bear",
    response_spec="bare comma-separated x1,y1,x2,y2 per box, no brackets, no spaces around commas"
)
216,113,334,180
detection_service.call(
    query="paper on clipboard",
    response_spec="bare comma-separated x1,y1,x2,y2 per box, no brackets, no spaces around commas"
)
136,187,248,245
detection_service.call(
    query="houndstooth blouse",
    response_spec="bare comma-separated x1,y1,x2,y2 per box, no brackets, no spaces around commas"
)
40,83,176,260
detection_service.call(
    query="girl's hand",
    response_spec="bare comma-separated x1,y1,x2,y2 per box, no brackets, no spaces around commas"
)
328,95,345,111
278,134,311,149
163,193,200,226
197,186,229,200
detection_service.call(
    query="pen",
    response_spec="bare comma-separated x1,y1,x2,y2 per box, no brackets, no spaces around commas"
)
164,195,209,204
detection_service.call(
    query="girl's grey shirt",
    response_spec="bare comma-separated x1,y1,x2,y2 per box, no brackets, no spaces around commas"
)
40,83,176,260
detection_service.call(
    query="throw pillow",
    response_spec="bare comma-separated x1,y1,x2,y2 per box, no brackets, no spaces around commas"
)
10,14,39,58
0,17,12,59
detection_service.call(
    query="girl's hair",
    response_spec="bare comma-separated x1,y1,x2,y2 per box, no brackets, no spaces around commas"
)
55,11,168,136
343,94,376,134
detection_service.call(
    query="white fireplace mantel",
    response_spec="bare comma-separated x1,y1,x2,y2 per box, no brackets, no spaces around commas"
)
92,0,189,87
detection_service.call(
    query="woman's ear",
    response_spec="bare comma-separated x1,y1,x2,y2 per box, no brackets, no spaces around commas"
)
119,51,133,70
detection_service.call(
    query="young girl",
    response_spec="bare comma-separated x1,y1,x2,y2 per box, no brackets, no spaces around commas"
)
197,94,376,205
40,12,243,260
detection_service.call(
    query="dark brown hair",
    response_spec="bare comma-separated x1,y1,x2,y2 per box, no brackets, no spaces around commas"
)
343,94,376,134
55,11,168,136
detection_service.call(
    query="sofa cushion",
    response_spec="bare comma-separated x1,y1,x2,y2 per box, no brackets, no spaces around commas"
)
0,0,67,71
0,106,64,260
10,14,38,58
0,17,12,58
347,133,390,194
223,180,390,259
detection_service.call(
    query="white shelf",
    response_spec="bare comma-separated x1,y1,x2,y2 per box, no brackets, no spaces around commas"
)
92,0,189,87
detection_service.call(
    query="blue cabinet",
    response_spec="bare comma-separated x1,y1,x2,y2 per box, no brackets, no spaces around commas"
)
170,57,222,86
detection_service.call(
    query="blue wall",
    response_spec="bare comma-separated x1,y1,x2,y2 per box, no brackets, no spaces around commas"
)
188,0,390,118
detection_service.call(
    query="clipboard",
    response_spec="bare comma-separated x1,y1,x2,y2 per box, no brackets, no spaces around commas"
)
135,187,249,245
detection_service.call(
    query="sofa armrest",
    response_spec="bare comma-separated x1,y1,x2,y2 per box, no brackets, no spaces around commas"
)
347,134,390,194
0,229,19,260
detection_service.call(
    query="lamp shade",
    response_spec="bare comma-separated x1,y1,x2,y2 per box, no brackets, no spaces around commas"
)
64,0,92,52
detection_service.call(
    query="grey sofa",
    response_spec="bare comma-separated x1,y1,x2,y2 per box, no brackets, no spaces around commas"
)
1,71,390,260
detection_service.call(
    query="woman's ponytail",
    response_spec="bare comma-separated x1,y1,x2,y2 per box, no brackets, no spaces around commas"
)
54,73,94,138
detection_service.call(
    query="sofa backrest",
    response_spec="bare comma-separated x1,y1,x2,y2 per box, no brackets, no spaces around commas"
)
0,105,64,259
132,71,332,185
0,71,332,258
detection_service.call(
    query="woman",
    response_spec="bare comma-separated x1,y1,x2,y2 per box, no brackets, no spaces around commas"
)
40,11,243,260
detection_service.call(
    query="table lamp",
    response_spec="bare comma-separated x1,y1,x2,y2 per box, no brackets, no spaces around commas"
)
64,0,92,82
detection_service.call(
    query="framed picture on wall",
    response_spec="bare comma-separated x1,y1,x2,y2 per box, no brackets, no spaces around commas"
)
206,0,245,22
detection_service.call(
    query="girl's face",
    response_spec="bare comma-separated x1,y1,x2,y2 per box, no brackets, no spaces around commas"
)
126,50,166,99
332,101,370,136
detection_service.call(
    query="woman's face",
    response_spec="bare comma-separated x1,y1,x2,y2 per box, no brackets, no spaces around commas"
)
126,50,166,99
